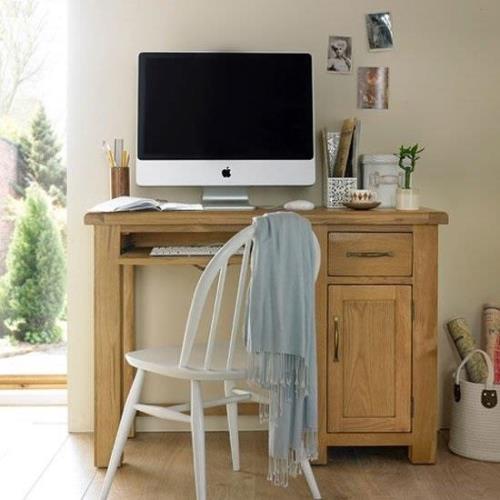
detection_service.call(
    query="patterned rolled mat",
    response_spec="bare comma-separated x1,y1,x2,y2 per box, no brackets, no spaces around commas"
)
483,304,500,384
446,317,488,383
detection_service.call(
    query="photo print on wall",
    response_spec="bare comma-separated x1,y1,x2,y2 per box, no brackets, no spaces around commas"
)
366,12,394,50
357,67,389,109
327,36,352,73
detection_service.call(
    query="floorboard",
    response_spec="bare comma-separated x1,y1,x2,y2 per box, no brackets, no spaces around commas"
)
83,432,500,500
26,433,96,500
1,407,499,500
0,407,68,500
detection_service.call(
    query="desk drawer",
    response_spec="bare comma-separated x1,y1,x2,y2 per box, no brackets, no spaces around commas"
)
328,233,412,276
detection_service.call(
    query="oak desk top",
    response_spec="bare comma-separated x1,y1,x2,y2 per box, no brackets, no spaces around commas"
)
84,207,448,227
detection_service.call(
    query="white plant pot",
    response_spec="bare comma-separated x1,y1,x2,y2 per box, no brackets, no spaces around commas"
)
396,188,420,210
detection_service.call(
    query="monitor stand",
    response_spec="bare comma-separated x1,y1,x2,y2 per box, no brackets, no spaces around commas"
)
202,187,255,211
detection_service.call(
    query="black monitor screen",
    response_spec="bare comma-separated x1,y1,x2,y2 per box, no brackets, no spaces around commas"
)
138,52,313,160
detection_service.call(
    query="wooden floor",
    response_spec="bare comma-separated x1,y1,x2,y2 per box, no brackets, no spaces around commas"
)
1,408,499,500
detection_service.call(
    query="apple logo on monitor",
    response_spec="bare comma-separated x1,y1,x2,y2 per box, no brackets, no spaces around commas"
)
222,167,231,178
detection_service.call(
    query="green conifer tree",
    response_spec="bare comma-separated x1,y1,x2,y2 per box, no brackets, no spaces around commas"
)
3,184,66,344
17,105,67,206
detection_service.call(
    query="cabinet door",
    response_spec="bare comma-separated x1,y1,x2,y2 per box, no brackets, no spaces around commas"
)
328,285,412,433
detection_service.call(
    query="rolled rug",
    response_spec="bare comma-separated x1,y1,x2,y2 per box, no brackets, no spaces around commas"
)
483,304,500,384
446,317,488,383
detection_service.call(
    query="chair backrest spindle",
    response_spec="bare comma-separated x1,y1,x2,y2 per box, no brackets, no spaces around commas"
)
203,263,228,369
178,226,255,369
178,224,321,373
226,240,252,370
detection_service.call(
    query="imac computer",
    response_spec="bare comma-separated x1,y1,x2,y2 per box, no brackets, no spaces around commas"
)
137,52,315,210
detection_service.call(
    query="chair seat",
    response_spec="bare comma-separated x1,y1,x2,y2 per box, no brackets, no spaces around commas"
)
126,341,248,380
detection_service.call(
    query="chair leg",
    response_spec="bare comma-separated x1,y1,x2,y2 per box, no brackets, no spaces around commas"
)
301,459,322,499
191,380,207,500
100,369,145,500
224,380,240,471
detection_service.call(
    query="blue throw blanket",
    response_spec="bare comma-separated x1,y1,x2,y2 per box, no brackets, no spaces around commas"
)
245,212,318,487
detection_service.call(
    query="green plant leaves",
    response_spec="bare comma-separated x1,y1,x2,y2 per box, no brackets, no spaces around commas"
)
396,143,424,190
2,184,66,344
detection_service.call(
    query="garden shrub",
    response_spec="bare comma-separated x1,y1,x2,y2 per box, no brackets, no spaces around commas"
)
0,278,7,338
3,184,65,343
17,105,67,206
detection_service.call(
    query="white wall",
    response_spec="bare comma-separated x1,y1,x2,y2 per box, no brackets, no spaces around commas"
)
67,0,500,431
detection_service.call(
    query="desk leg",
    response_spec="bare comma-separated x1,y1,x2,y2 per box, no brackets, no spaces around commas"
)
314,227,328,466
409,225,438,464
122,265,136,438
94,225,123,468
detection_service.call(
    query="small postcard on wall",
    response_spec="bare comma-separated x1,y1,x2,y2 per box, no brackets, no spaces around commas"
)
327,36,352,74
357,67,389,109
366,12,394,50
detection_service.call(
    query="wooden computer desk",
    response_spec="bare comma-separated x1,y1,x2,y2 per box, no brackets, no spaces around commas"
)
84,208,448,468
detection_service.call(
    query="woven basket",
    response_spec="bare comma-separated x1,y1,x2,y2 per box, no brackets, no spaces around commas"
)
449,349,500,462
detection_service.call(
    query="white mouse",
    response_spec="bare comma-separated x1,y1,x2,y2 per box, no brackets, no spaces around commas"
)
283,199,315,211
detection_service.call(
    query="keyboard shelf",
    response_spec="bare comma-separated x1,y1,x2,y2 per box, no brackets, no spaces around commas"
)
118,247,242,266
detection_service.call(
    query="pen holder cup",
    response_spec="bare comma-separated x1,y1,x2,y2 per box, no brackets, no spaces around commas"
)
325,177,357,208
110,167,130,198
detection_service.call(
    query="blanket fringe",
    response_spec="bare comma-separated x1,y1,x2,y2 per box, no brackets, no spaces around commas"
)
248,351,309,420
267,431,318,487
248,351,317,487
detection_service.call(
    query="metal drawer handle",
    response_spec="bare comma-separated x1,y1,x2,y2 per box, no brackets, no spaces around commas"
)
346,251,394,258
333,317,340,362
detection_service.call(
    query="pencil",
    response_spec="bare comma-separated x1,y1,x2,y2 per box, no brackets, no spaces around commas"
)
106,149,115,168
121,150,129,167
102,140,116,168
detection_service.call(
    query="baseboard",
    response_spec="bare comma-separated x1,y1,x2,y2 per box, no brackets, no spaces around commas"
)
136,415,266,432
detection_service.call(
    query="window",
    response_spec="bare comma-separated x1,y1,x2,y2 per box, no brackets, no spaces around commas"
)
0,0,67,385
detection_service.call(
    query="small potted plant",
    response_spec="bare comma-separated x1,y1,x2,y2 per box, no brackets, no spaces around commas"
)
395,143,424,210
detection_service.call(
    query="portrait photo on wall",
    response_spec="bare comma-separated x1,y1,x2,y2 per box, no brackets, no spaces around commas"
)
366,12,394,50
357,67,389,110
327,36,352,74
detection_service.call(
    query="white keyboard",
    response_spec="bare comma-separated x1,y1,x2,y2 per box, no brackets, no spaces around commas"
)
150,245,243,256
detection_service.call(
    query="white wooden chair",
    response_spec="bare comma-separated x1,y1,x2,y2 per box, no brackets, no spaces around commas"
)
100,224,322,500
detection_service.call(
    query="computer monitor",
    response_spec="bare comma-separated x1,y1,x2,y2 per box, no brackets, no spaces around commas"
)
137,52,315,209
